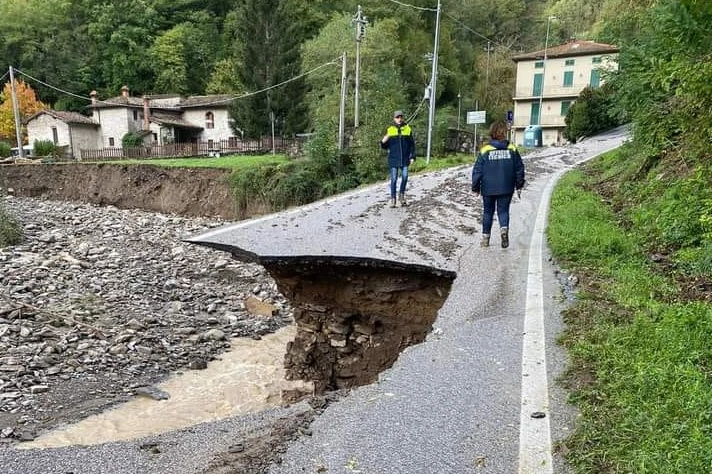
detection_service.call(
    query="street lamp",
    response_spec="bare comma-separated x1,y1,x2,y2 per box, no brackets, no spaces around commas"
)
538,15,556,126
457,90,461,129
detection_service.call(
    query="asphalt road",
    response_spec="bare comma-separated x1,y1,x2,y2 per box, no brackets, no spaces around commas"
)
187,127,629,474
1,128,627,474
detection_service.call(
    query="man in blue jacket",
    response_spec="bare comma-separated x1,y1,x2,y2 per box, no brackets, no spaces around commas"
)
381,110,416,208
472,120,525,248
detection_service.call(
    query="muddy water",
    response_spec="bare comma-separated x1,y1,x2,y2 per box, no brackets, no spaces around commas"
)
20,325,311,449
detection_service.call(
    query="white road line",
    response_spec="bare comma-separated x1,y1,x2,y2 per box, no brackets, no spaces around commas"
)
518,138,626,473
519,167,556,474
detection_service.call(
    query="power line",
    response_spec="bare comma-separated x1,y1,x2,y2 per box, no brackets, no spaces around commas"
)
384,0,437,12
13,68,95,103
12,57,341,109
442,12,509,49
179,58,342,108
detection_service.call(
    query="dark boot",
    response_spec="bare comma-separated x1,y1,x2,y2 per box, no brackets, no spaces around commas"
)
500,228,509,248
399,193,408,207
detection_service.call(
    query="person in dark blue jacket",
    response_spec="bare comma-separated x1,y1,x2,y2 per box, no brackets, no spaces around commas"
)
472,120,525,248
381,110,416,208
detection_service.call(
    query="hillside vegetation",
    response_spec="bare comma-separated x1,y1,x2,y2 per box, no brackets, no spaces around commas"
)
547,1,712,471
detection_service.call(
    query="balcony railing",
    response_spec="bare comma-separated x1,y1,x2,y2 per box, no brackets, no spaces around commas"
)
513,85,584,99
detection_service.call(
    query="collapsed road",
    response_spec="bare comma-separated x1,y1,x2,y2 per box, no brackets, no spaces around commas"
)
0,127,628,473
185,127,629,473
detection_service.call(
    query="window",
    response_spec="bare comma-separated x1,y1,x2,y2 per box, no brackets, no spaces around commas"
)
530,102,541,125
109,137,115,147
561,101,572,116
563,71,574,87
133,110,138,121
534,61,544,69
205,112,214,129
565,59,575,66
532,73,543,96
51,127,58,144
592,56,602,64
590,69,601,88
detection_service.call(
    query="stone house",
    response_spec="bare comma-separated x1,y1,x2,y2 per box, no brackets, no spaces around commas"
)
25,110,101,158
511,39,619,146
26,86,238,159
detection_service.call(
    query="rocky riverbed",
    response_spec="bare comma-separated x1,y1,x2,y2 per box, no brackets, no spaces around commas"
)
0,194,293,446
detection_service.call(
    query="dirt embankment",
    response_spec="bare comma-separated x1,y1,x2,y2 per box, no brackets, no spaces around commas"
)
0,163,246,219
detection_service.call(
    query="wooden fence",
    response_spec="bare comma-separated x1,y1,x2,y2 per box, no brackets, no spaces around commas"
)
79,137,304,161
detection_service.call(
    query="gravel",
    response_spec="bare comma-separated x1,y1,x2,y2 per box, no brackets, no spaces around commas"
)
0,195,306,473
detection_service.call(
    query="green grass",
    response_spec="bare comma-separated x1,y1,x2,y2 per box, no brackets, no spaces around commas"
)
111,152,473,173
549,151,712,473
102,153,290,169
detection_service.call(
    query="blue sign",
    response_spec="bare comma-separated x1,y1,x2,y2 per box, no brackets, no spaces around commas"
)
506,110,514,122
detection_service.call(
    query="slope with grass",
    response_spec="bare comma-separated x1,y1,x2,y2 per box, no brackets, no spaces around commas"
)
548,142,712,473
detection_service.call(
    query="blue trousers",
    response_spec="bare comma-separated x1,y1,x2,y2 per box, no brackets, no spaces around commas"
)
390,166,409,198
481,194,513,234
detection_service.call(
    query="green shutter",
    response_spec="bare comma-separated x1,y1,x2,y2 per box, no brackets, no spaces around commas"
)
530,102,541,125
561,101,571,116
590,69,601,88
563,71,574,87
533,73,543,96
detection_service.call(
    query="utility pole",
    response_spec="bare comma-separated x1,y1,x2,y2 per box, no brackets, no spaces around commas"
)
538,16,556,126
457,90,461,129
425,0,442,164
9,66,24,159
338,52,347,151
484,41,492,107
352,5,367,128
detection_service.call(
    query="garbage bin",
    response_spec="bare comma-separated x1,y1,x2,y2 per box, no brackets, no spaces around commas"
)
523,125,543,148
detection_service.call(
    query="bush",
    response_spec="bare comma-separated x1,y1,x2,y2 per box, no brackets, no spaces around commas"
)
122,132,145,148
33,139,55,157
0,142,11,157
564,84,619,143
0,202,22,247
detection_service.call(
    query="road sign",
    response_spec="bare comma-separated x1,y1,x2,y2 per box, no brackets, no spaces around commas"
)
466,110,486,125
506,110,513,122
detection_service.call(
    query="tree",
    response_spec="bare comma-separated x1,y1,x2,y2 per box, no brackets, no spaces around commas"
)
84,0,159,95
0,80,47,144
604,0,712,159
228,0,310,138
563,84,618,143
150,12,220,95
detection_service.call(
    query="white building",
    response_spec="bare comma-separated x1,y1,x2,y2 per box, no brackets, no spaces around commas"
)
25,110,100,158
511,39,619,146
26,86,238,159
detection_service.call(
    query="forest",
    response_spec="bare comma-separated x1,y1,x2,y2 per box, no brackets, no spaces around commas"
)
0,0,631,144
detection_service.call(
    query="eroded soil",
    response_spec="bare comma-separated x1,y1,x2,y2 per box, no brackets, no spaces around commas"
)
0,162,242,219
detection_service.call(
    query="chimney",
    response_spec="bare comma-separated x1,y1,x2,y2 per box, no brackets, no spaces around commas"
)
90,90,98,104
142,96,150,131
121,85,129,99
